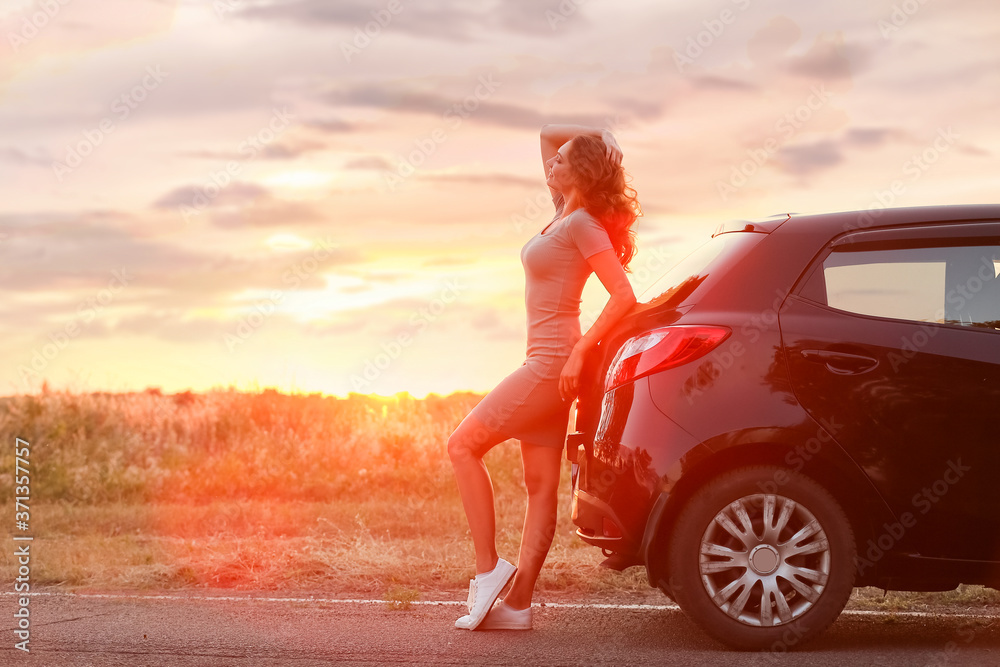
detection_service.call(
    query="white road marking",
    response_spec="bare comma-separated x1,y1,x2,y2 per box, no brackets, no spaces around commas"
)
2,591,996,618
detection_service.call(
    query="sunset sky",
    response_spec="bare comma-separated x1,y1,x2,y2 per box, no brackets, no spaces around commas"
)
1,0,997,398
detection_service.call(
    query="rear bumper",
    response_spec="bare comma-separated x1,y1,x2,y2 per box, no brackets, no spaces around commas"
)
570,376,700,556
572,487,640,555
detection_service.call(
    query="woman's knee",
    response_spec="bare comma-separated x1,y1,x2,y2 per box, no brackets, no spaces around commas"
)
449,415,501,463
448,426,488,464
447,431,472,464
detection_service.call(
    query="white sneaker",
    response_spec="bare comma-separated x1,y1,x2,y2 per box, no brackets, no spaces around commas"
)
478,599,533,630
454,558,517,630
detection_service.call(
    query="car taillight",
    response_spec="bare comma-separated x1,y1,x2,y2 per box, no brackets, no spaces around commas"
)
604,325,731,393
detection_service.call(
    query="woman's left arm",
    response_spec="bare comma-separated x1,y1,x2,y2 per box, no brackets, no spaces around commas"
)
559,249,637,400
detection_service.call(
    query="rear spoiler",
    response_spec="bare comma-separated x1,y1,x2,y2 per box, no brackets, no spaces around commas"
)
712,213,791,237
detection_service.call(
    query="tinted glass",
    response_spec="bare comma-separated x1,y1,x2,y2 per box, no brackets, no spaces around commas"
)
806,244,1000,329
640,233,762,307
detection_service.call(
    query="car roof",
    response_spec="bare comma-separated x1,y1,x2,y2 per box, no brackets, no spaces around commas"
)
633,203,1000,317
639,204,1000,316
775,204,1000,240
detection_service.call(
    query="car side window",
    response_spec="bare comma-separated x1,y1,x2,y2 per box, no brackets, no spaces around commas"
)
799,243,1000,330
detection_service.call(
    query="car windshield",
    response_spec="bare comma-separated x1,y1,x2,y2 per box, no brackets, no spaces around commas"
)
639,233,752,308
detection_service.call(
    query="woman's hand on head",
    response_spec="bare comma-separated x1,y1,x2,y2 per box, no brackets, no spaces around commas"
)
601,129,623,166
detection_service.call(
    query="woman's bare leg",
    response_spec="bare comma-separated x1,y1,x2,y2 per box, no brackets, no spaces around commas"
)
501,441,563,610
447,413,511,575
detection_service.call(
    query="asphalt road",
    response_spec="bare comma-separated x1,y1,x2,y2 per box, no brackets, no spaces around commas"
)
1,592,998,666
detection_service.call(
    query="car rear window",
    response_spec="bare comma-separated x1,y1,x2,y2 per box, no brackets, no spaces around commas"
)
639,232,764,308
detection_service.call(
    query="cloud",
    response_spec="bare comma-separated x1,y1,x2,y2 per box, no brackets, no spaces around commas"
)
0,209,363,301
844,127,899,147
0,0,180,91
258,136,328,159
151,181,333,229
300,316,371,338
236,0,587,41
321,81,610,129
0,146,51,167
492,0,590,35
177,136,329,161
417,172,538,188
957,144,992,157
205,199,330,229
153,181,269,209
786,33,872,81
344,155,393,170
305,117,357,133
774,126,910,176
421,255,478,267
0,212,200,292
775,140,842,175
747,15,803,67
690,75,758,92
87,311,229,343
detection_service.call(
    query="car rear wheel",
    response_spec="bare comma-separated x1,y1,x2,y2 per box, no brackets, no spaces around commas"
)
666,465,856,650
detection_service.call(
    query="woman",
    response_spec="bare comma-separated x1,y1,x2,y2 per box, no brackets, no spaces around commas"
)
448,123,641,630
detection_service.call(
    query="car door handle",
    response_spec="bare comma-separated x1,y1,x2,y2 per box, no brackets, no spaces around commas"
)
800,349,879,375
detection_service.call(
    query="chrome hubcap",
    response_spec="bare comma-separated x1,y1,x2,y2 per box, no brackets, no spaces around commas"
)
749,544,779,575
699,494,831,627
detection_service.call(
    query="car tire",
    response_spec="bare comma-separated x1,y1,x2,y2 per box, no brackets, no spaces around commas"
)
666,465,856,650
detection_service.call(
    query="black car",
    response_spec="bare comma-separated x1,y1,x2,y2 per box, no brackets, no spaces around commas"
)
568,204,1000,650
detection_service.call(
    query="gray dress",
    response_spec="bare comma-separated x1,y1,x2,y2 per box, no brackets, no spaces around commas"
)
468,192,614,448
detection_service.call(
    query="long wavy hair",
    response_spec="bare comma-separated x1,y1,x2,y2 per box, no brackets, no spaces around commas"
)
566,135,642,271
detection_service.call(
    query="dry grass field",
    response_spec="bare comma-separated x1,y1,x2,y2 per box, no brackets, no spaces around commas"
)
1,388,997,612
0,388,648,602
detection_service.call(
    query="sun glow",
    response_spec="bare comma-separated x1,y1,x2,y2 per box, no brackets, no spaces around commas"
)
262,171,335,189
265,233,313,252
